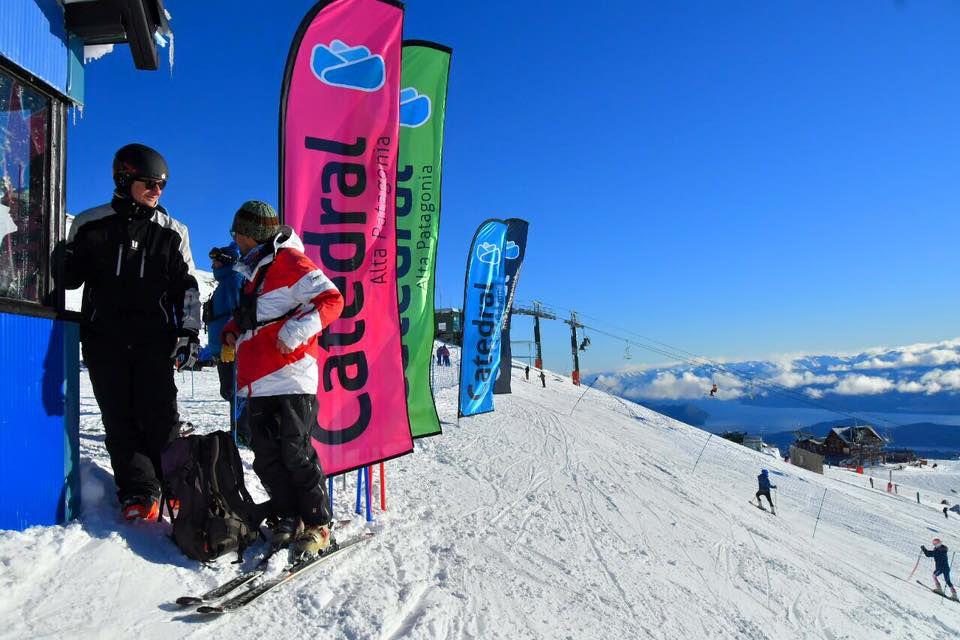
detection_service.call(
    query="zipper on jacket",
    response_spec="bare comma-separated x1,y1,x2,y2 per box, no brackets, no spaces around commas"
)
158,294,170,324
115,245,123,276
140,253,145,278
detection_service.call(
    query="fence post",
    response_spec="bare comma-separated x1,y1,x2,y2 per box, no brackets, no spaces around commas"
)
812,488,828,540
917,491,921,504
692,434,713,473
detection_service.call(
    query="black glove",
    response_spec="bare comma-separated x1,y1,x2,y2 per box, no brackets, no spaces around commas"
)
172,334,200,371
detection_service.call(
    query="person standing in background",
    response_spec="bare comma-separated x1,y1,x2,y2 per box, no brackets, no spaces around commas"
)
206,242,249,444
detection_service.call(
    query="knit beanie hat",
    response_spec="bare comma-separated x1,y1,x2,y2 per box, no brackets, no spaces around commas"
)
231,200,280,243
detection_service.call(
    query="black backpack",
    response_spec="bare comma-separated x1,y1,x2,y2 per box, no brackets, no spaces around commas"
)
161,431,262,562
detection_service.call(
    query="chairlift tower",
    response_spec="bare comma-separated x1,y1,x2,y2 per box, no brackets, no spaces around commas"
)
512,300,556,370
565,311,585,386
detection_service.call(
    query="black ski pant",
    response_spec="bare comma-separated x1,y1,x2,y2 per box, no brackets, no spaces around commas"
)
935,568,954,588
216,361,251,445
83,339,180,502
248,394,331,526
756,489,773,508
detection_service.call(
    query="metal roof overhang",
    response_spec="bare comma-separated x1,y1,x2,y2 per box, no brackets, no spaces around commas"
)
64,0,170,70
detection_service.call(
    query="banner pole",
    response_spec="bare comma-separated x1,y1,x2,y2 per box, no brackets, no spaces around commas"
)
355,468,363,515
328,475,334,518
379,462,387,510
365,466,373,522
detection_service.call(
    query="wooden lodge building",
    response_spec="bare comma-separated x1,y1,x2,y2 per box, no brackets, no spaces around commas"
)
793,425,887,467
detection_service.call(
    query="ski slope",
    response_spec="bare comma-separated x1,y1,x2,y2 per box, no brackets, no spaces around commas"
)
2,362,960,639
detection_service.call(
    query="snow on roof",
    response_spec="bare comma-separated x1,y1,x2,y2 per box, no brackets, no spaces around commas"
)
830,425,884,444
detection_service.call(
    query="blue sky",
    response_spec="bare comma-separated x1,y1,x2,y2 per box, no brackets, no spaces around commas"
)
67,0,960,373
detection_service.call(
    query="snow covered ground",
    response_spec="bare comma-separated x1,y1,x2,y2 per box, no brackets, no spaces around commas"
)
3,360,960,639
823,460,960,517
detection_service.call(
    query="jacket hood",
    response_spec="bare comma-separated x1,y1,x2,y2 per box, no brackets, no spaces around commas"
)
272,225,304,252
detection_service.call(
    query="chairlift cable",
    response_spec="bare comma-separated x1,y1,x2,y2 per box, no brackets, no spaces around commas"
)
523,299,907,430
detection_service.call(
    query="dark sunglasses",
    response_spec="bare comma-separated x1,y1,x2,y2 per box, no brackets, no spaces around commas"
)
137,178,167,191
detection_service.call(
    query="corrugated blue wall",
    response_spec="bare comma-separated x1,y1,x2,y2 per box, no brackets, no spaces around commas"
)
0,314,79,530
0,0,83,102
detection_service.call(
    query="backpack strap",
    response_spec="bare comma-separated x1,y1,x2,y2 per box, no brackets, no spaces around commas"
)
235,250,301,331
204,435,224,514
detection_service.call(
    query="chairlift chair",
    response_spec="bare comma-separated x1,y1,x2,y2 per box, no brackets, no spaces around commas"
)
579,330,591,351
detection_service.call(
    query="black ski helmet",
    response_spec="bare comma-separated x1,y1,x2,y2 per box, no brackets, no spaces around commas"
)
112,144,168,193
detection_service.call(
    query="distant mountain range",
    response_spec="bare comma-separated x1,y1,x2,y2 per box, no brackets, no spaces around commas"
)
586,338,960,453
587,338,960,415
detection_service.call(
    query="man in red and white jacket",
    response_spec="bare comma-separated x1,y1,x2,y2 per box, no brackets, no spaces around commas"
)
222,200,343,555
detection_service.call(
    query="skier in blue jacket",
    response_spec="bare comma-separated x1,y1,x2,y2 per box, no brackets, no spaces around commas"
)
922,538,958,600
755,469,776,512
206,243,249,443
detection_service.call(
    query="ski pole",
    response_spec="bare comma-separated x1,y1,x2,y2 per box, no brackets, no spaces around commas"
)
906,549,923,580
232,356,239,446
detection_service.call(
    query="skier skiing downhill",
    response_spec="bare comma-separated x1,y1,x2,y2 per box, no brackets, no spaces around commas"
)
58,144,201,522
922,538,959,600
222,201,344,556
755,469,776,513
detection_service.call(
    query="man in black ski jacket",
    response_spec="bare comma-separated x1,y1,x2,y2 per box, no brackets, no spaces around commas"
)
922,538,958,600
58,143,201,522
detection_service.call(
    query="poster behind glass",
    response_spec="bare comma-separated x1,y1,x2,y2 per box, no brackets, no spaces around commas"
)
0,70,49,304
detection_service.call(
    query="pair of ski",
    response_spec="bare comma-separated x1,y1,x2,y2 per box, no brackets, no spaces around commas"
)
176,531,373,615
749,499,776,515
916,580,960,602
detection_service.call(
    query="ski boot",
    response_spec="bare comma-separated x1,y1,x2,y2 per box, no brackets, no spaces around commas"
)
269,516,303,547
122,496,159,522
294,523,332,556
933,586,944,596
